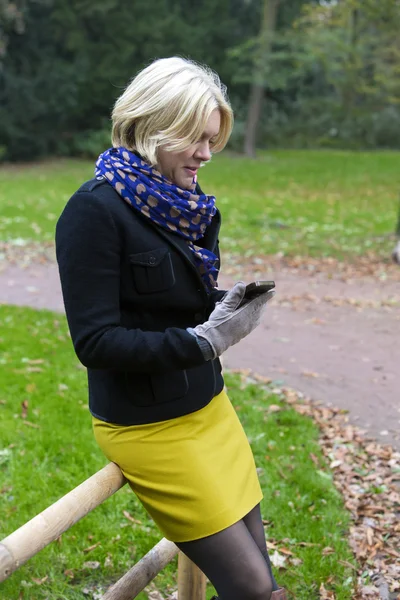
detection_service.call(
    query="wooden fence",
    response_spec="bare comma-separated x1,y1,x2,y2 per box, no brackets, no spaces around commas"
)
0,463,206,599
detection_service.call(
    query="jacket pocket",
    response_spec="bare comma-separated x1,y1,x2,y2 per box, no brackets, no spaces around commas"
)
124,369,189,406
150,370,189,403
129,247,175,294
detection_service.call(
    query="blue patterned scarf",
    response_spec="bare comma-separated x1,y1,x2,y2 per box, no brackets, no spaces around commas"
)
95,147,219,291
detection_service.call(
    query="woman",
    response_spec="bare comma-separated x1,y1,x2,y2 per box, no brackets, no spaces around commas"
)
56,57,286,600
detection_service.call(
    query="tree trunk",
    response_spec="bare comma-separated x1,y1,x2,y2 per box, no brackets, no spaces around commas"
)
343,6,360,118
244,0,281,157
244,84,265,158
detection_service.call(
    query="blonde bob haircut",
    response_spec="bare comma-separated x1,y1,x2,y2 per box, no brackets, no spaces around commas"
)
111,56,233,166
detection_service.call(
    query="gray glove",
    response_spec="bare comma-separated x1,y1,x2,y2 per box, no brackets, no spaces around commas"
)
189,281,275,359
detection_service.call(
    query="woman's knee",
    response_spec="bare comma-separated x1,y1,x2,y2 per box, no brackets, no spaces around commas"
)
231,575,273,600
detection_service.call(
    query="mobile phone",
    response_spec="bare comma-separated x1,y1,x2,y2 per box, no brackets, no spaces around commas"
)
239,280,275,307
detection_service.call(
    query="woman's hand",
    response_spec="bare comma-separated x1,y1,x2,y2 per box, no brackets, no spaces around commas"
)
190,281,274,359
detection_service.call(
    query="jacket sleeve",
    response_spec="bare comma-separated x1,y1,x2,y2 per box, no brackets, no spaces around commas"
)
55,190,206,373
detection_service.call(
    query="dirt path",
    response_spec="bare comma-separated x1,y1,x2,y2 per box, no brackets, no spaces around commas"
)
1,257,399,449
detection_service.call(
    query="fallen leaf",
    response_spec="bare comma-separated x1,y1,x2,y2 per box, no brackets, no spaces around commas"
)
252,373,273,384
123,510,142,525
330,460,342,469
277,467,288,480
270,550,287,569
338,560,357,570
359,585,379,596
22,420,40,429
83,542,101,553
309,452,321,467
278,547,294,556
64,569,74,579
104,555,113,568
82,561,100,570
147,592,165,600
301,370,320,378
32,576,48,585
319,582,335,599
365,527,374,546
21,400,28,419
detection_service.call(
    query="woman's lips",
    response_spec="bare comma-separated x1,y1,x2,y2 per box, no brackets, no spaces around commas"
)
184,167,198,176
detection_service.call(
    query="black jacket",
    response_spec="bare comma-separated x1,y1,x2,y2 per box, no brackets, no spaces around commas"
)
55,177,226,425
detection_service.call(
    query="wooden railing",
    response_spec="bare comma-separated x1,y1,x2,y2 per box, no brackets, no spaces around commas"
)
0,463,206,599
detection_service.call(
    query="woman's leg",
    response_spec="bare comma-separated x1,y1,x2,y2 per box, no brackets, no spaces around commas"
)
176,519,273,600
242,504,280,591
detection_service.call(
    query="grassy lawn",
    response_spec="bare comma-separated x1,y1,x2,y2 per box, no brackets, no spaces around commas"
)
0,305,356,599
0,150,398,260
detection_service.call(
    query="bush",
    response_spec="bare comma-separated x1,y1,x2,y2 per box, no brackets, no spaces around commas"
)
69,123,112,159
248,97,400,151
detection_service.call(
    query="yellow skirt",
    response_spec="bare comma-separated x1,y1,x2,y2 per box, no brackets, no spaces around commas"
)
92,389,263,542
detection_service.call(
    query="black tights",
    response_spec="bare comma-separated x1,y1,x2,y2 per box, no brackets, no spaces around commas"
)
175,504,279,600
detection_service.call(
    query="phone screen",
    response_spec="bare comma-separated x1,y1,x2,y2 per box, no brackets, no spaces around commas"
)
238,280,275,307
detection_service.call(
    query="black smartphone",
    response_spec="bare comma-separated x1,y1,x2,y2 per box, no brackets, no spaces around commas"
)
239,280,275,307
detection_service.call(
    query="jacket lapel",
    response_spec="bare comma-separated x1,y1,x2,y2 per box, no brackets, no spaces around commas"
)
201,208,221,253
150,208,221,293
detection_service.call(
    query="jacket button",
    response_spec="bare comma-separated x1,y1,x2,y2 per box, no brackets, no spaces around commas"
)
149,256,156,265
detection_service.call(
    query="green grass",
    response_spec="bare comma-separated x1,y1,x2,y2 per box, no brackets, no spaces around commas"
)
0,305,356,599
0,150,398,260
209,150,399,260
0,159,93,244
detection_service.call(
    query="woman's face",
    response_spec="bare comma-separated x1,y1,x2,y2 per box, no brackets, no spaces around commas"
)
156,109,221,189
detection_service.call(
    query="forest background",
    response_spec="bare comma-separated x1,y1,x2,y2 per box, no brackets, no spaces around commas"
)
1,0,400,162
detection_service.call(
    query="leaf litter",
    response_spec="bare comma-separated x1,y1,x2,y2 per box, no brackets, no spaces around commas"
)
223,253,400,284
0,240,55,270
235,369,400,600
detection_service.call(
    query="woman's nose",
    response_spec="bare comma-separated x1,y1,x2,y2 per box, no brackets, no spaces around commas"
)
194,141,212,162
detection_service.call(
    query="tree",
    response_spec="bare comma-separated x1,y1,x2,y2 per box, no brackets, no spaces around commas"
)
244,0,283,157
0,0,254,160
0,1,26,67
297,0,400,118
227,0,316,156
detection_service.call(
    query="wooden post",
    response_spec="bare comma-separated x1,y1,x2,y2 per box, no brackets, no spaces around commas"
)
177,552,206,600
0,463,126,582
102,538,178,600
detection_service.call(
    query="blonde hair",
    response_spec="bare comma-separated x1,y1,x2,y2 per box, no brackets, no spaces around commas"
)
111,57,233,165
